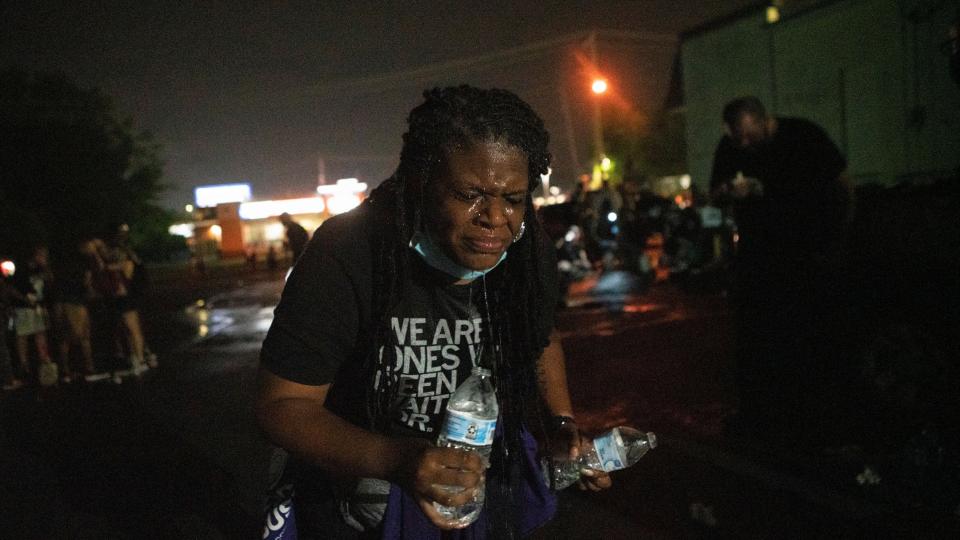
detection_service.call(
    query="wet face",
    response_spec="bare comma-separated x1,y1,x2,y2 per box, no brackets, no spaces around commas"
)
424,140,529,271
728,112,769,149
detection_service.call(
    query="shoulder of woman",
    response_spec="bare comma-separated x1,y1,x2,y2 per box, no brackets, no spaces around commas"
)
310,205,377,252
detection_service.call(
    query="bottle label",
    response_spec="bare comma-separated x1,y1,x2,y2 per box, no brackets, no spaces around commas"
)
441,410,496,446
592,429,625,472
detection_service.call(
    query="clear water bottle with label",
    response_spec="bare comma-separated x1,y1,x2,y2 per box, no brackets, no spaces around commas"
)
434,364,498,526
543,426,656,490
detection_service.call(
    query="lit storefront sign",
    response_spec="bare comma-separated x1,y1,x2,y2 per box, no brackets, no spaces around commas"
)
238,197,326,220
195,183,252,208
317,178,368,215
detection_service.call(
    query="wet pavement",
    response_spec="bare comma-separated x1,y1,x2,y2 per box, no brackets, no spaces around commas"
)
2,267,958,538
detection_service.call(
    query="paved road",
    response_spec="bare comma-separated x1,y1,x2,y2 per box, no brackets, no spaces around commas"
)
2,271,958,538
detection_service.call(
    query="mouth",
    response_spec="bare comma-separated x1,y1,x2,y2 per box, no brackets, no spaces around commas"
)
465,237,508,254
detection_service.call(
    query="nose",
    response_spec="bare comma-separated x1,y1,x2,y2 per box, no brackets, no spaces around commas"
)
476,196,511,228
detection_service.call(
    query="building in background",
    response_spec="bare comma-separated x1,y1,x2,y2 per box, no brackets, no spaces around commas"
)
171,179,367,259
681,0,960,191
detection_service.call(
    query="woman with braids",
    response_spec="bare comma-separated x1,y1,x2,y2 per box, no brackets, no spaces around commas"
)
256,85,611,539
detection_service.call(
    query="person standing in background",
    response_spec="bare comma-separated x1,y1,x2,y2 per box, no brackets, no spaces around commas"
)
1,277,25,391
9,246,55,385
710,96,854,439
279,212,309,264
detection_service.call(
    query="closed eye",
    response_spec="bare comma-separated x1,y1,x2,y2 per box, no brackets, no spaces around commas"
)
452,187,482,202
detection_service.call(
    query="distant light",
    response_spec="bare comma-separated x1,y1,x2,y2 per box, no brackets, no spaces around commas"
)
679,174,692,190
607,212,618,222
317,178,368,195
210,225,222,238
766,6,780,24
592,79,608,94
533,196,546,207
600,157,612,171
556,194,567,203
327,194,362,215
194,183,252,208
185,204,194,213
168,223,195,238
592,164,603,186
264,223,285,241
239,197,326,220
549,186,561,196
546,196,557,205
565,230,576,242
1,260,15,277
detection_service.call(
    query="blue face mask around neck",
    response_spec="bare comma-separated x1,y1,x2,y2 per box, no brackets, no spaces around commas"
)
409,230,507,281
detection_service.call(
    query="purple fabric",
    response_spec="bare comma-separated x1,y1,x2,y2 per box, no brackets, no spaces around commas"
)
262,493,298,540
380,427,556,540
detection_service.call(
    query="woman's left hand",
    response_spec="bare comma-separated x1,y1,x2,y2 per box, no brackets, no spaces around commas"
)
555,419,612,492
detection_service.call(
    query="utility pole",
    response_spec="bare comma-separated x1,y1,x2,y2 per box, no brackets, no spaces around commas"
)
557,84,581,181
586,30,605,161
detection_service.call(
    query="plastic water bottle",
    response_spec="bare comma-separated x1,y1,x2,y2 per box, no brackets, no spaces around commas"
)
434,365,498,526
543,426,656,490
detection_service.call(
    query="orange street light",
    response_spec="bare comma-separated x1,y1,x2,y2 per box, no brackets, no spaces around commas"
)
591,78,608,94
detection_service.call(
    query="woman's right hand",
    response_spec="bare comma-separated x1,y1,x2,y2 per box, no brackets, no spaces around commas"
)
393,439,486,530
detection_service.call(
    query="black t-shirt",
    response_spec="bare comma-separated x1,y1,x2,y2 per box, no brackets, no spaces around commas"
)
710,117,847,255
261,202,558,437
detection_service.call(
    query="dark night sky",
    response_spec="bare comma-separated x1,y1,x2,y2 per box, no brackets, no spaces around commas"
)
1,1,757,210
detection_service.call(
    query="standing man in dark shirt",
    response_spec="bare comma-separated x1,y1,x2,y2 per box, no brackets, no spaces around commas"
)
279,212,310,264
710,96,853,439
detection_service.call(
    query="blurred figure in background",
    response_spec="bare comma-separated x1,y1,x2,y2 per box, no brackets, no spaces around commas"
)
266,244,279,271
9,246,55,385
54,236,109,382
710,96,853,438
96,224,156,378
1,277,25,391
555,225,593,306
279,212,309,264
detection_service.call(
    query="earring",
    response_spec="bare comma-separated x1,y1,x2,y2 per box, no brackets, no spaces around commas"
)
513,221,526,243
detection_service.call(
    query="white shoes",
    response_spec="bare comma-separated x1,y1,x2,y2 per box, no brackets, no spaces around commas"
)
83,372,112,383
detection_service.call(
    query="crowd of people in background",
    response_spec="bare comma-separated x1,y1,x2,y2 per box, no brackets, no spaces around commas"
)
1,223,157,392
543,173,727,306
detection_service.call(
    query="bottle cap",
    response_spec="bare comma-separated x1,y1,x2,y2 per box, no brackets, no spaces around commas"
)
472,366,492,376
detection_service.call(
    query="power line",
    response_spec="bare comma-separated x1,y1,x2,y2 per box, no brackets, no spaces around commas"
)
295,30,676,98
298,33,591,98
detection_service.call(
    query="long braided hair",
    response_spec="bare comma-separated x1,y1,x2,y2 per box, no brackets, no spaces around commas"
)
363,85,552,535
